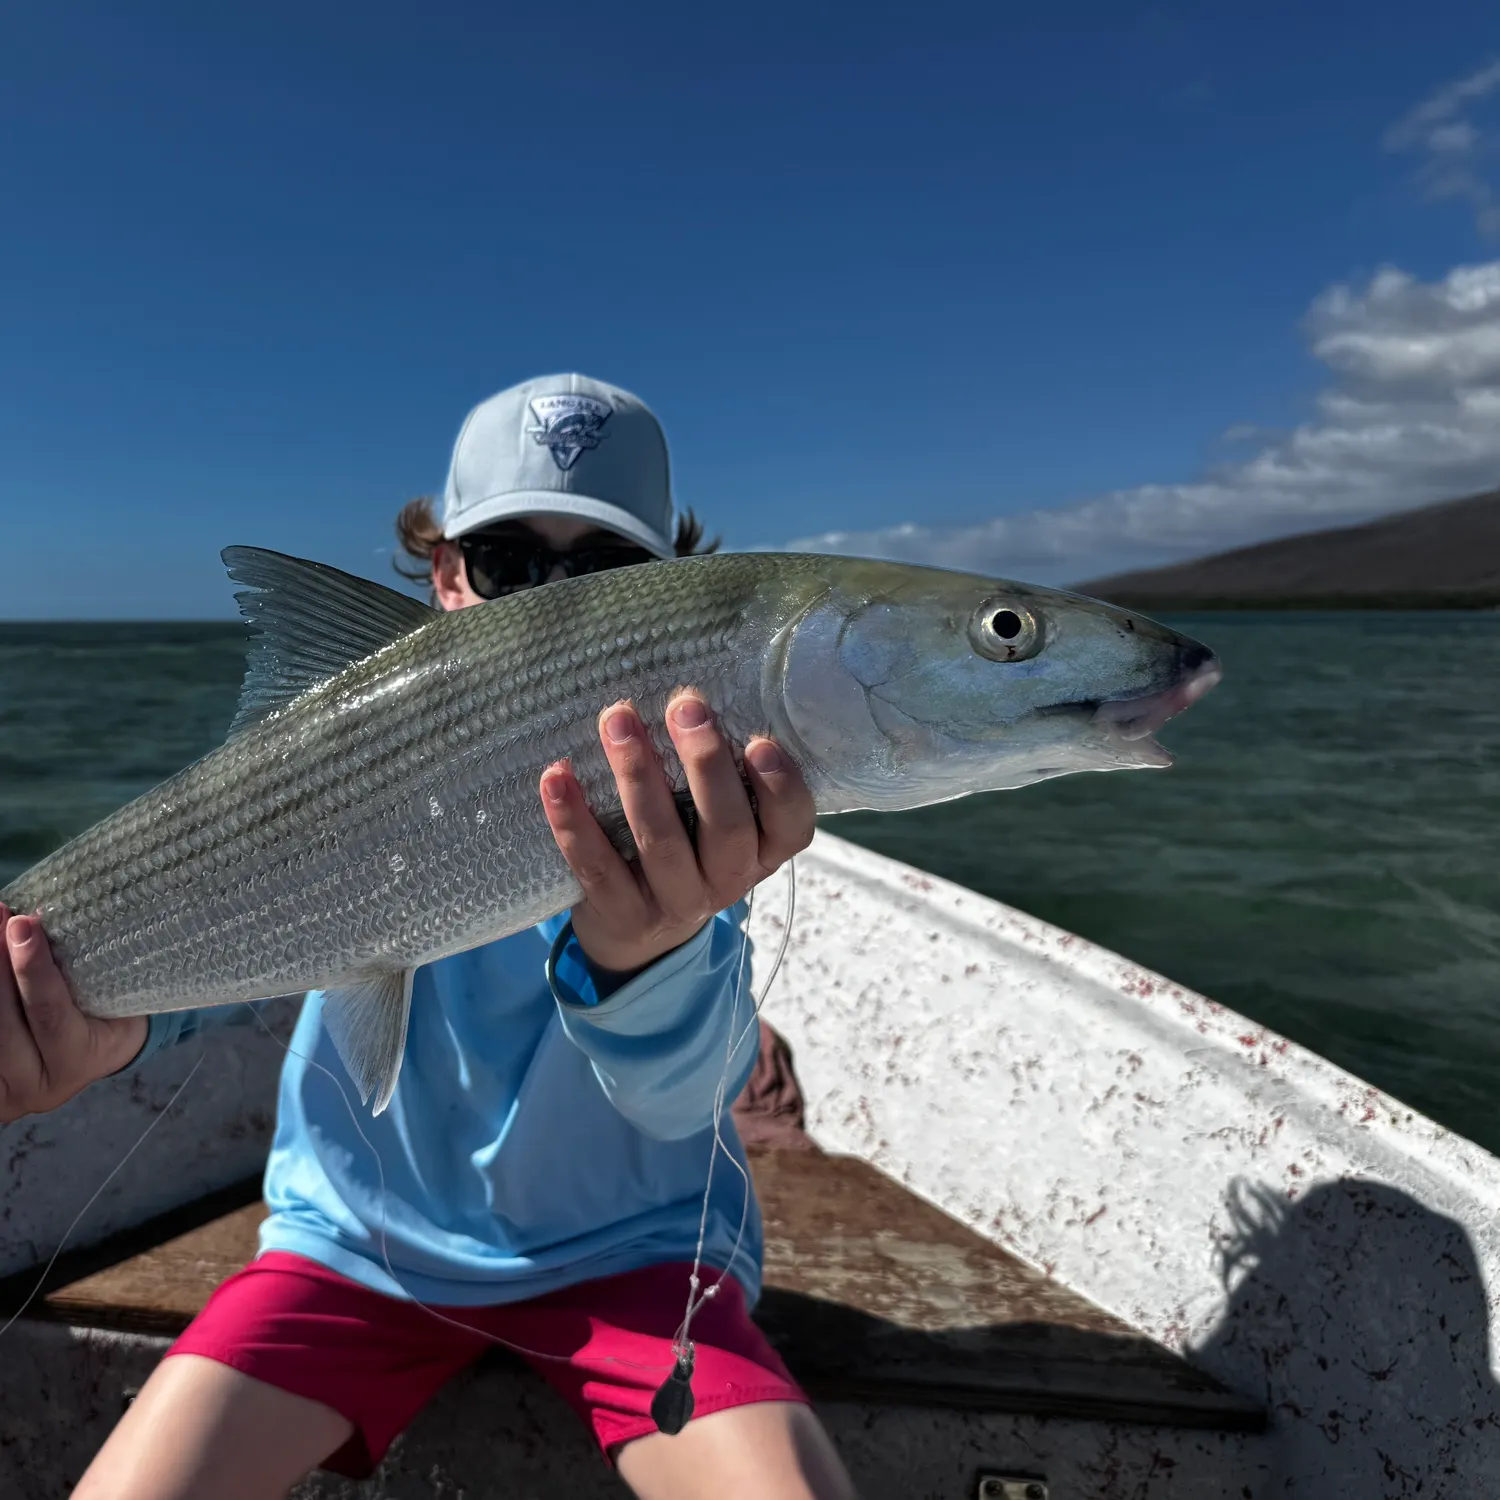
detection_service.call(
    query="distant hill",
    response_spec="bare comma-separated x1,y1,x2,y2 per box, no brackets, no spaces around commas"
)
1075,488,1500,609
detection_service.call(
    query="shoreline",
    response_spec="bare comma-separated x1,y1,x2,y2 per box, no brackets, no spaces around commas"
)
1077,593,1500,612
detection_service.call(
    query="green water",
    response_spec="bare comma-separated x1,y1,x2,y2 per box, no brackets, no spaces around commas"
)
1,614,1497,1153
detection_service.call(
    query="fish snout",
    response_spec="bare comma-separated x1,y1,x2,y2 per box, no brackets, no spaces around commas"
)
1173,638,1223,709
1093,647,1223,742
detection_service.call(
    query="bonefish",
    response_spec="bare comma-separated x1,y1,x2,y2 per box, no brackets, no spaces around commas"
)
2,547,1221,1112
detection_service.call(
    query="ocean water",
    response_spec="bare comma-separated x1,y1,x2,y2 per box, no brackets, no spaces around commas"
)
1,613,1497,1154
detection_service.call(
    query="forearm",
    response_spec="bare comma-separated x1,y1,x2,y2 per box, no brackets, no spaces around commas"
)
548,905,759,1141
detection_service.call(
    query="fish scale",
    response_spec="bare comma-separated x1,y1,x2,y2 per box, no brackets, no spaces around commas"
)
3,546,1219,1112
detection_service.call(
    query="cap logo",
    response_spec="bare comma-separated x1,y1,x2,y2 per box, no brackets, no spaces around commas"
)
527,394,612,472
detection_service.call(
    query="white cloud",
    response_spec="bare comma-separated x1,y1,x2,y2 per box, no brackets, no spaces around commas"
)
1385,60,1500,238
1386,59,1500,143
783,261,1500,585
1428,122,1478,153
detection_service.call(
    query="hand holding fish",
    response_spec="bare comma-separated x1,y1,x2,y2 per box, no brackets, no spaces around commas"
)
540,692,816,978
0,907,147,1123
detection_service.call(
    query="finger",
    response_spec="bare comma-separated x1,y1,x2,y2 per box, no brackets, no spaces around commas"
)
744,738,817,869
598,702,704,917
540,760,645,919
9,913,91,1078
0,908,43,1094
666,694,759,901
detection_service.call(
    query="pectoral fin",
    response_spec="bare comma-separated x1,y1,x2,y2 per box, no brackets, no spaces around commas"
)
320,968,415,1115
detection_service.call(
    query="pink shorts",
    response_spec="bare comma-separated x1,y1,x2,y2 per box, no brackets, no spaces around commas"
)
165,1251,806,1476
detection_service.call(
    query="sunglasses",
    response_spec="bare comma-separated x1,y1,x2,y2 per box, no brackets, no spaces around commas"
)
456,526,656,600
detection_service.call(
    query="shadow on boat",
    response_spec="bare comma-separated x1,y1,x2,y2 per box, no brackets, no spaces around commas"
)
1190,1176,1500,1493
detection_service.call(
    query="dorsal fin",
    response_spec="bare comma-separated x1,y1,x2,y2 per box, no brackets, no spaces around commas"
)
222,546,438,738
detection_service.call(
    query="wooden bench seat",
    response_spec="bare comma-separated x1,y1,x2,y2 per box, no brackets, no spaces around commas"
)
2,1149,1264,1433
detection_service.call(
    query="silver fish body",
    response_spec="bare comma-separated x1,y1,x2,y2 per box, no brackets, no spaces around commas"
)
2,548,1220,1110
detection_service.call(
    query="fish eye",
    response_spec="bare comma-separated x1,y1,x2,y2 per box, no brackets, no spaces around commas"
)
970,599,1042,662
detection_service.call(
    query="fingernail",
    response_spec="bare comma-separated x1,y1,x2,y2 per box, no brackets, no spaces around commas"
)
670,697,710,730
541,769,569,804
746,740,784,774
603,708,638,744
8,915,35,947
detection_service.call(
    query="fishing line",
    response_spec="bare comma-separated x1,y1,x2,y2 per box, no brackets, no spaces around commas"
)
654,859,796,1432
674,859,796,1332
652,883,759,1430
0,1054,205,1342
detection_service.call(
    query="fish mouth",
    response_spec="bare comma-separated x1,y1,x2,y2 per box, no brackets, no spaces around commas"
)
1092,655,1223,745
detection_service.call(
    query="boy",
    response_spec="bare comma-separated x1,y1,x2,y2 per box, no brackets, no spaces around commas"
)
0,374,856,1499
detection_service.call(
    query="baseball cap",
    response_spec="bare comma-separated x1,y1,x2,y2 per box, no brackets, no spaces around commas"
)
440,374,676,557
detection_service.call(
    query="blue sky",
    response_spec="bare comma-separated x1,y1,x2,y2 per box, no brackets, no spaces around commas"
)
2,2,1499,616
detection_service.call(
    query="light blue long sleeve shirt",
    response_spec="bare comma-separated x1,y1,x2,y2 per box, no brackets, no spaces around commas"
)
130,907,765,1307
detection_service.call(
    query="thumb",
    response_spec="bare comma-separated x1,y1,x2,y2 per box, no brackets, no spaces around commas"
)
9,915,143,1084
